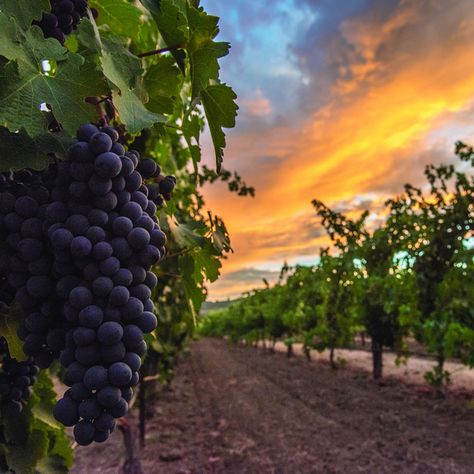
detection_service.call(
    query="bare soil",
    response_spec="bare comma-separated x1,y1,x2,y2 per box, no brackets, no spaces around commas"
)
72,338,474,474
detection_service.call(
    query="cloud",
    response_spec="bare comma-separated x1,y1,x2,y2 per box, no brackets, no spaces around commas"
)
201,0,474,299
240,89,272,117
207,267,281,300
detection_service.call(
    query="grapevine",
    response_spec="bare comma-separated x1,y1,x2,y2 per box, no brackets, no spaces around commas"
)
0,0,238,468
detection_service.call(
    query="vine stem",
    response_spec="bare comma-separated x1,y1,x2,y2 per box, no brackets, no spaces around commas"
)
137,45,183,58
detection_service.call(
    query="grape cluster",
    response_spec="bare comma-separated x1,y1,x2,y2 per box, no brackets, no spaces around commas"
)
0,338,39,414
35,0,97,44
0,124,175,444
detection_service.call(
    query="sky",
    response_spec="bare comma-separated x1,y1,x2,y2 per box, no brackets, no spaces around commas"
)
199,0,474,301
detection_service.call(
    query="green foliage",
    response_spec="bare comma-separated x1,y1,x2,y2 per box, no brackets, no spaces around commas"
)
200,146,473,385
0,0,241,469
0,372,72,473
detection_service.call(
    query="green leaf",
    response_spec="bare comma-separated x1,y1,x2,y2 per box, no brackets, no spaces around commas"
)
0,305,26,361
31,373,62,430
140,0,188,46
0,0,49,29
144,56,182,114
100,38,142,91
0,127,73,171
112,89,166,133
201,84,238,171
182,113,202,168
4,428,49,474
168,216,207,248
0,20,107,136
187,5,229,98
90,0,143,41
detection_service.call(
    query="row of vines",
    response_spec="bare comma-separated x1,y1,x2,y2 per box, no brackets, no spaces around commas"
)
200,144,473,392
0,0,247,472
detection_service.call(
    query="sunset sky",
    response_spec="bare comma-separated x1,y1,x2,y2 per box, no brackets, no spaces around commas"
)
200,0,474,300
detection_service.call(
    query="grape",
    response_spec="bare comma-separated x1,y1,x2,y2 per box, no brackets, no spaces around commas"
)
69,141,94,162
15,196,39,218
108,362,132,387
17,238,43,262
122,297,144,321
66,214,89,234
53,397,79,427
86,226,106,244
99,256,120,276
74,420,96,446
101,342,126,364
69,287,93,309
26,275,53,298
92,241,113,260
77,125,99,142
64,362,87,386
88,174,112,196
120,201,142,222
127,227,150,250
113,268,133,287
122,325,144,349
73,327,96,346
125,171,143,192
70,382,91,402
135,215,155,233
97,385,121,408
130,284,151,303
95,152,122,178
95,412,115,431
112,176,126,193
75,344,101,366
137,158,158,179
97,321,123,345
111,237,133,260
108,398,128,418
108,286,130,307
78,305,104,328
92,276,113,297
88,209,109,227
151,225,167,245
136,311,158,333
129,265,146,285
21,217,43,238
112,216,133,236
94,191,118,212
144,271,158,288
120,157,135,177
89,133,113,155
71,236,92,258
83,366,108,391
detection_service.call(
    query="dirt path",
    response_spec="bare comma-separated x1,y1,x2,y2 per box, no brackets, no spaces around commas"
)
268,341,474,392
72,338,474,474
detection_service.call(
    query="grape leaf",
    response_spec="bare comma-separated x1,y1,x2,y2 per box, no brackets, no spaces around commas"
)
140,0,189,72
100,39,142,91
0,127,73,171
0,305,26,361
0,0,49,29
140,0,188,46
187,5,230,99
90,0,143,42
182,112,202,168
201,84,238,171
112,89,166,133
0,20,106,136
144,56,182,114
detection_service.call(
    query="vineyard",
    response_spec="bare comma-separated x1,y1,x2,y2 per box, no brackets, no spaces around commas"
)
0,0,473,473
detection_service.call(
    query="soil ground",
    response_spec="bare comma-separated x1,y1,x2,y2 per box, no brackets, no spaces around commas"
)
72,338,474,474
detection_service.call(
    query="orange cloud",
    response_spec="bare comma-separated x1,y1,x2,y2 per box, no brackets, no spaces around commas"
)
240,89,272,117
203,0,474,299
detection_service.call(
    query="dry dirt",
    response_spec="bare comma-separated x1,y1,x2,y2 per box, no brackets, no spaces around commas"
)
72,338,474,474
